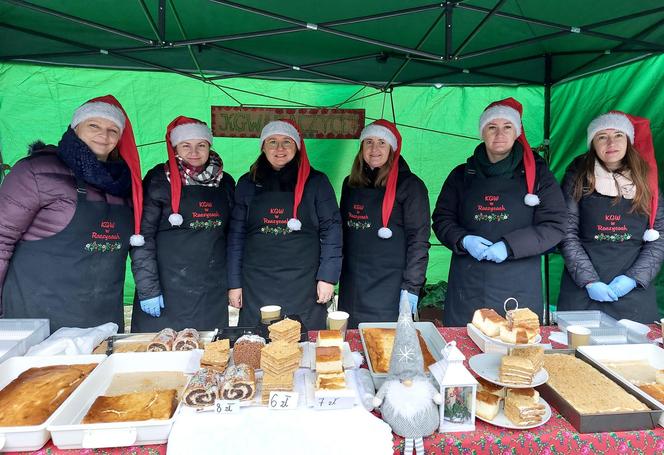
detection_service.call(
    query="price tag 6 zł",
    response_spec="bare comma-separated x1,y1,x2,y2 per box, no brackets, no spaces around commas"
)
268,391,299,410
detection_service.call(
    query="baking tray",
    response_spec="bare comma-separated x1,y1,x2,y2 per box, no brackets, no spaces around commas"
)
103,330,217,354
0,354,106,452
358,321,446,389
48,350,201,449
577,344,664,426
537,349,662,433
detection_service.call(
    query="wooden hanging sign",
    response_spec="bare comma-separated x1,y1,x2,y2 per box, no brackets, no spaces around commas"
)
211,106,365,139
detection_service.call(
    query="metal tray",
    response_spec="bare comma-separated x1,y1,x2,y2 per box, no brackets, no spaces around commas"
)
358,321,446,389
537,349,662,433
577,343,664,426
103,331,217,354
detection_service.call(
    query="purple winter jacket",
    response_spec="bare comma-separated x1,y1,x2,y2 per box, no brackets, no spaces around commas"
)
0,146,127,310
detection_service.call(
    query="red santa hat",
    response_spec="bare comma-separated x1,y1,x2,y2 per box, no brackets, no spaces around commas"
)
359,119,402,239
260,120,310,231
165,116,214,227
479,97,539,207
71,95,145,246
587,111,659,242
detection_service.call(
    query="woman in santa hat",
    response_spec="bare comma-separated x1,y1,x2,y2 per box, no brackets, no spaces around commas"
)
558,112,664,322
0,95,143,333
432,98,566,327
130,116,235,331
227,120,342,330
337,119,430,327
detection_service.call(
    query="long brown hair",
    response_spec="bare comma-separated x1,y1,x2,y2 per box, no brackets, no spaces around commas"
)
572,140,651,215
348,145,395,188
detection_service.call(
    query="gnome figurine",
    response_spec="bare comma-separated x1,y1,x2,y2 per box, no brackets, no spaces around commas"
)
372,297,442,454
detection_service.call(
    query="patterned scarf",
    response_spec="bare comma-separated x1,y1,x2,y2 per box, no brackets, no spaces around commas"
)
166,150,224,187
57,127,132,197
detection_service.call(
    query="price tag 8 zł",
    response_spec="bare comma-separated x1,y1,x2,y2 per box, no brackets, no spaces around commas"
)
215,400,240,414
268,391,299,410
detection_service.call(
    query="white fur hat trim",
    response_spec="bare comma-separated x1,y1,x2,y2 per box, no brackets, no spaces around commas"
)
71,101,126,132
170,122,213,146
260,121,300,146
586,112,634,148
359,124,398,150
479,105,522,137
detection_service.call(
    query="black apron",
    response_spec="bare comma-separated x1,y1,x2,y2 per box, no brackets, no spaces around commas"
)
238,189,326,330
338,185,405,328
132,185,230,332
3,179,131,333
558,192,656,323
444,171,542,327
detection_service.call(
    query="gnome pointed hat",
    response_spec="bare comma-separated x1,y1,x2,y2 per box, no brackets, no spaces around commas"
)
387,296,426,381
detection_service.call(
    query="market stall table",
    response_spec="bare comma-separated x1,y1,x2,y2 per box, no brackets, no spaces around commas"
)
8,326,664,455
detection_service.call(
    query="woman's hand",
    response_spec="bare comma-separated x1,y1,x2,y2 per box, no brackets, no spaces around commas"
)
316,281,335,304
228,288,243,308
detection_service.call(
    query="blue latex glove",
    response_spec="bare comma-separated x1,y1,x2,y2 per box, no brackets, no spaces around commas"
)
482,241,508,263
401,289,418,313
140,295,164,317
585,282,618,302
462,235,493,261
608,275,637,298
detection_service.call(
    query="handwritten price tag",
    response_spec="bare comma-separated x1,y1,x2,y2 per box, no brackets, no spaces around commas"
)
215,400,240,414
314,396,354,410
268,391,299,410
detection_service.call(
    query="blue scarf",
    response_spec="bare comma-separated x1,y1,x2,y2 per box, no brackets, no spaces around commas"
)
57,127,132,197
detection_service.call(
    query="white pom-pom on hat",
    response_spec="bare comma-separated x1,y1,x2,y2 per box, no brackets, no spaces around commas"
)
643,228,660,242
287,218,302,231
524,193,540,206
169,213,183,227
130,234,145,247
378,227,393,239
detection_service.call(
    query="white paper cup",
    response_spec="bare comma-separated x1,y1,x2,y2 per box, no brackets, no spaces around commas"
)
567,325,591,349
327,311,350,338
260,305,281,323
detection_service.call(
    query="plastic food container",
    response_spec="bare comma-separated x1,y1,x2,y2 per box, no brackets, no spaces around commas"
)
554,310,620,332
48,350,201,449
0,319,50,356
0,354,106,452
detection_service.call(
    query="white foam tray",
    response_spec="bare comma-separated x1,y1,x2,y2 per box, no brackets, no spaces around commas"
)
0,354,106,452
577,344,664,427
48,351,201,449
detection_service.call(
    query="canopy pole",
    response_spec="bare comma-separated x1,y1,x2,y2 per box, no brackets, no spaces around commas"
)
158,0,166,44
543,53,552,326
444,2,453,60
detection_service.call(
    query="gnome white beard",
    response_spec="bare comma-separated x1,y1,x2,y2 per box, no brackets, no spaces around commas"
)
384,377,436,419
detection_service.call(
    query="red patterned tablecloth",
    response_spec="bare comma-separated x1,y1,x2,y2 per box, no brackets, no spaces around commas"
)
11,326,664,455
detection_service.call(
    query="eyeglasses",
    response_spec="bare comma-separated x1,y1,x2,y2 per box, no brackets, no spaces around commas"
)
264,139,296,150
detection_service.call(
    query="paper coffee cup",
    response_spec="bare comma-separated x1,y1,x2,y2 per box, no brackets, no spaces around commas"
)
260,305,281,323
327,311,349,338
567,325,591,349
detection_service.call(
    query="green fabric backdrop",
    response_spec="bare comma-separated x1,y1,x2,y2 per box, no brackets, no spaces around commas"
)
0,56,662,314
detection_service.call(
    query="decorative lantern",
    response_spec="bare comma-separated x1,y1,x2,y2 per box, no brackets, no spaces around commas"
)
429,341,477,432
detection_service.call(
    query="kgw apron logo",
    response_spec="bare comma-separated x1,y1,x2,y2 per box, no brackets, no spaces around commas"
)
347,203,371,230
190,201,223,230
261,207,291,235
86,220,122,253
595,213,631,242
474,195,509,222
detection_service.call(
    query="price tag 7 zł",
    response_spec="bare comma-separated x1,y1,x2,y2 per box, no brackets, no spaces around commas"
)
268,391,299,410
314,396,354,410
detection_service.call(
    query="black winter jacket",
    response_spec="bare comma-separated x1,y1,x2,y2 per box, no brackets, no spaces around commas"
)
432,154,566,259
227,169,342,289
560,157,664,288
340,158,430,295
130,164,235,300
